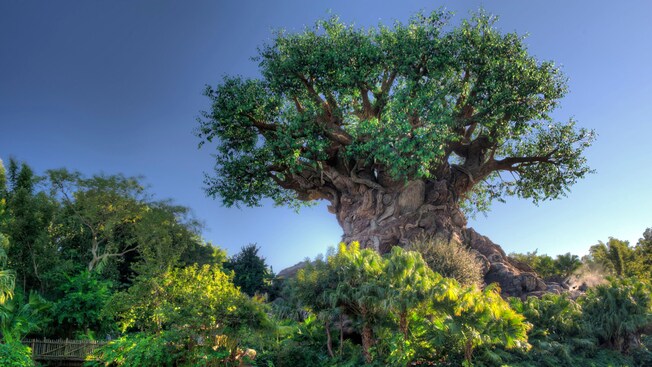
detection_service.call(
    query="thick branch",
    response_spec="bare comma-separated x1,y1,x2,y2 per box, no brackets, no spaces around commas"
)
242,113,277,131
493,153,557,171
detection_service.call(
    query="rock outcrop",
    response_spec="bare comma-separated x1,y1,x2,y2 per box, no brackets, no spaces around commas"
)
462,228,548,298
277,228,551,299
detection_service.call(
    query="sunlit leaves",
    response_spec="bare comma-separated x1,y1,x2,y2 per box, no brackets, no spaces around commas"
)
199,10,594,213
107,264,267,337
292,243,529,364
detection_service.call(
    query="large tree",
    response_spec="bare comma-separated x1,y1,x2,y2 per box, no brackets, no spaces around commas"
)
198,12,593,290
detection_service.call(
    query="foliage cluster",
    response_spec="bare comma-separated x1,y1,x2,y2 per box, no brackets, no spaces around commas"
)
225,244,274,297
0,341,34,367
278,243,530,366
408,236,484,286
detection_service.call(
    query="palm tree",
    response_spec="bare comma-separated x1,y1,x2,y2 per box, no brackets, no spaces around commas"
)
383,247,435,339
430,282,530,366
581,278,652,352
0,291,50,342
328,243,386,364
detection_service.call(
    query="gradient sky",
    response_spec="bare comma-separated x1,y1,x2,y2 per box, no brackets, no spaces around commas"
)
1,1,651,271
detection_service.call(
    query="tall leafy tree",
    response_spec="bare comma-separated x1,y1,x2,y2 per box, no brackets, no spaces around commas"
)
589,238,634,277
3,159,58,293
47,169,148,272
0,160,15,304
198,11,593,259
632,228,652,282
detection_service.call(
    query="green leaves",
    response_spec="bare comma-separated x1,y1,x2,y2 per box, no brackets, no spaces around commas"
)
107,264,267,336
53,271,114,338
225,244,274,297
200,10,594,214
290,243,529,365
581,277,652,353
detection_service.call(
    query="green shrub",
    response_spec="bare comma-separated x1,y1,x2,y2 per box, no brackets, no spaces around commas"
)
53,271,114,338
408,236,484,287
581,278,652,353
0,342,35,367
85,333,176,367
86,331,255,367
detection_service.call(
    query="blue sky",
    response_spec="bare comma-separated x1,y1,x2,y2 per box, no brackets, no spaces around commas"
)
1,1,651,271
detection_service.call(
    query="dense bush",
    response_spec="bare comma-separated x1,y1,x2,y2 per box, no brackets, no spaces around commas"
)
86,330,258,367
94,264,268,366
408,236,484,287
287,243,529,366
52,271,114,339
0,341,34,367
581,277,652,353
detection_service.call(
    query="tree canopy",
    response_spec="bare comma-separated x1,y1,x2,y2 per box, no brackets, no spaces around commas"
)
198,11,594,213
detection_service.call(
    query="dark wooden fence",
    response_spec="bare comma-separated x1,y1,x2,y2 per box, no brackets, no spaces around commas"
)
22,338,106,363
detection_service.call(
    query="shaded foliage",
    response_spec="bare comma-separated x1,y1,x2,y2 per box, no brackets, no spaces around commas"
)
225,244,274,297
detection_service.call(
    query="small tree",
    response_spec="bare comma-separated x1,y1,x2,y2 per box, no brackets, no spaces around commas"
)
53,271,114,339
328,243,386,364
554,252,582,279
225,244,273,297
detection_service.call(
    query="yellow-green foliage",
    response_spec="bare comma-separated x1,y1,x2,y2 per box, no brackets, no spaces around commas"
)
107,264,268,336
0,342,35,367
292,243,530,366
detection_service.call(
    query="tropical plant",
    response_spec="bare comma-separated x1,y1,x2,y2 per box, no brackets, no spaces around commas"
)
0,247,15,306
327,243,386,364
554,252,582,279
52,271,114,338
581,277,652,353
292,255,341,357
430,283,531,366
0,161,15,304
0,291,50,342
506,294,594,366
0,341,35,367
588,238,634,277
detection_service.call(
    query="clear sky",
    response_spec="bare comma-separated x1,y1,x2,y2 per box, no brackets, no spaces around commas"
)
1,1,651,271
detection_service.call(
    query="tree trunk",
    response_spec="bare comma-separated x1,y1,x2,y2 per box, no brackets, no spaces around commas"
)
338,314,344,356
325,319,334,358
464,339,473,365
359,306,375,363
361,322,375,364
399,312,408,340
332,178,548,297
